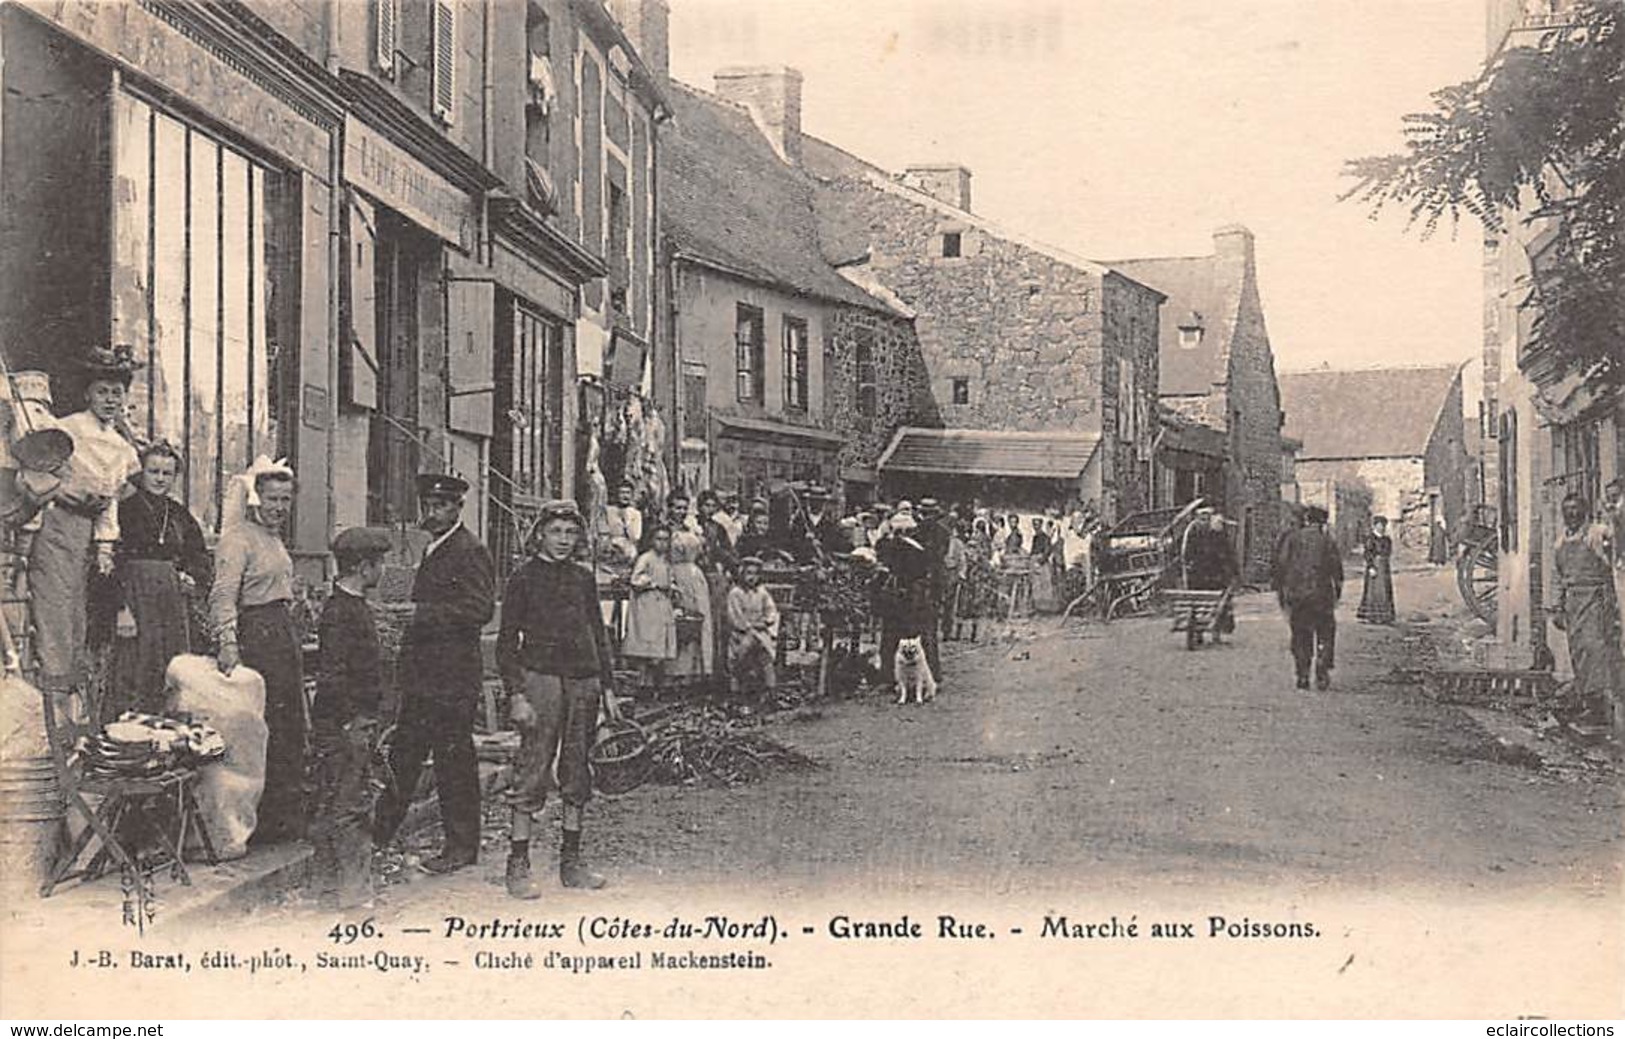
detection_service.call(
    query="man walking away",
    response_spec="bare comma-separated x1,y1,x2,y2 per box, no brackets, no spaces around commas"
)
1275,504,1343,690
373,474,495,874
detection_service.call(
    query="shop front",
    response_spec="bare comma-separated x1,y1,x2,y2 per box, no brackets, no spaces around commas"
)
0,3,338,564
711,416,843,504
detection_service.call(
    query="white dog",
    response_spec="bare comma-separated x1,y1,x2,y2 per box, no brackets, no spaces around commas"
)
894,636,937,705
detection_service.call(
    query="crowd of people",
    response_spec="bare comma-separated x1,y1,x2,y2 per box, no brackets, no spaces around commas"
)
592,483,1112,696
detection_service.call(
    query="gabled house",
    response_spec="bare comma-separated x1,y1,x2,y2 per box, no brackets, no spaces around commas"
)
764,81,1166,521
1110,227,1288,582
657,75,938,505
1279,365,1470,563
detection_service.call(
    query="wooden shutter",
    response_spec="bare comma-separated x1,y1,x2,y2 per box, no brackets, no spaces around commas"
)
431,0,456,124
447,280,494,436
343,194,380,411
375,0,398,73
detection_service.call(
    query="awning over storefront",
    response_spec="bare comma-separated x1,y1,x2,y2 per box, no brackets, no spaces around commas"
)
876,427,1102,479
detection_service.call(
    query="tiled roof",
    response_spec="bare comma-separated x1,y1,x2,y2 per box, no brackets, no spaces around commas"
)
877,427,1102,479
662,83,884,310
1279,366,1461,460
1108,255,1230,396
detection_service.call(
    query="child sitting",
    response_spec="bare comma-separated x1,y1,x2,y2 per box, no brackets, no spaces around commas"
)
727,556,780,698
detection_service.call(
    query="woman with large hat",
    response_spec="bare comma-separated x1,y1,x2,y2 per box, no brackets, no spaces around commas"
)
27,345,142,696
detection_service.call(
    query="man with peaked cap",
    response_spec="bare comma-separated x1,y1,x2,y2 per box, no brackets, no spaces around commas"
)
374,473,495,874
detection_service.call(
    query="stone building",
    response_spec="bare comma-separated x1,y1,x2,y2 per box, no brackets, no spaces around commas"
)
1110,227,1288,580
1479,0,1625,674
656,77,937,504
737,80,1166,521
1279,365,1470,564
0,0,668,578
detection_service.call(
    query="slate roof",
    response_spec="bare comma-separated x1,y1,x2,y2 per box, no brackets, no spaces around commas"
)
1108,255,1230,396
877,428,1102,479
1279,366,1461,460
662,83,884,311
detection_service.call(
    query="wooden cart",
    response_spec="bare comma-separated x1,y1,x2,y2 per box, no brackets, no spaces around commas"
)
1166,587,1234,649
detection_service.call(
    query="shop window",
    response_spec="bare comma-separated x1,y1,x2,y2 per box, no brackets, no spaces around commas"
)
113,92,285,533
492,302,564,573
735,304,764,403
855,329,877,419
951,378,969,406
783,316,809,412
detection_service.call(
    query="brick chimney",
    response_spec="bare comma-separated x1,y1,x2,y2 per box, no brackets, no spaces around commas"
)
1213,224,1255,272
902,164,972,212
608,0,669,83
713,67,802,164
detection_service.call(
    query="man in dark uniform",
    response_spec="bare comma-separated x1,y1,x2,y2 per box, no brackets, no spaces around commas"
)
373,473,496,874
915,498,950,683
876,510,935,688
1274,504,1343,691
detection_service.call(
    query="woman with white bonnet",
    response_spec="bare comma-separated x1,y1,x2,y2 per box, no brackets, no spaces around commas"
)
209,456,305,844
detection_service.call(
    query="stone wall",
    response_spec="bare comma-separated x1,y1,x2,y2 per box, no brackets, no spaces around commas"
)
824,305,942,487
1222,268,1286,582
1101,274,1162,520
813,176,1108,434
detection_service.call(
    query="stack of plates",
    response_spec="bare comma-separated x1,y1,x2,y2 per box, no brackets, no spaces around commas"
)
79,712,227,778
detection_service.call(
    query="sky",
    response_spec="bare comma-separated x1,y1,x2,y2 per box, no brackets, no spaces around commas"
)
667,0,1491,374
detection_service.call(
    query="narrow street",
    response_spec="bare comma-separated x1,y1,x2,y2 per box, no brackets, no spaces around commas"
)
370,569,1622,909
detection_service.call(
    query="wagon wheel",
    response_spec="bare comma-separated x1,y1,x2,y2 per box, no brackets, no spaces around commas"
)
1455,528,1498,625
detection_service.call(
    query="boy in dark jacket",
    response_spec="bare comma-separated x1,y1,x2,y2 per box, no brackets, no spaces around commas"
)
497,500,620,900
311,526,391,909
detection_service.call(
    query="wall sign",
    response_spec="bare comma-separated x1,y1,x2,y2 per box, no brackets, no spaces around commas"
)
344,115,476,252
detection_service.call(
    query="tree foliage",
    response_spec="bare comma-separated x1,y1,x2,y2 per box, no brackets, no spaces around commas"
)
1342,0,1623,386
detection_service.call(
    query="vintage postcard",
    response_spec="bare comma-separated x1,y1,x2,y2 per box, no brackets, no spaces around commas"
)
0,0,1620,1021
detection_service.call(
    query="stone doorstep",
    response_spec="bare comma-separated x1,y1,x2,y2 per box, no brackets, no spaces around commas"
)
23,761,515,930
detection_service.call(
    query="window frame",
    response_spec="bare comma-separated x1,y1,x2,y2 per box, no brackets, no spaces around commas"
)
941,231,962,258
782,315,809,412
950,377,970,406
735,303,765,403
854,328,877,419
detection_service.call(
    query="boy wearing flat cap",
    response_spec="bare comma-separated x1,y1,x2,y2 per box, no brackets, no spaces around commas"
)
311,526,392,908
497,499,620,899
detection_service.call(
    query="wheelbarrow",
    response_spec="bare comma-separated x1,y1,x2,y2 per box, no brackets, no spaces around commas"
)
1167,588,1234,650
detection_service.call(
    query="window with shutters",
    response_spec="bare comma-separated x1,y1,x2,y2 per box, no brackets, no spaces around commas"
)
782,316,808,412
375,0,399,75
431,0,456,125
735,304,764,403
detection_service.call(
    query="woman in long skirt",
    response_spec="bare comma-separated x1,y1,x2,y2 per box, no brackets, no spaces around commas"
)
1357,516,1396,624
623,526,677,694
209,461,305,844
28,348,142,699
112,441,210,714
667,529,714,692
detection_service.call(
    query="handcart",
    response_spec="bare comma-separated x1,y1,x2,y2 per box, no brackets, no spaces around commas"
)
1166,587,1234,649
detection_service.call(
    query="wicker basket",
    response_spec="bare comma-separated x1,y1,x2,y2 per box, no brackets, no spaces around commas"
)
589,717,649,796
